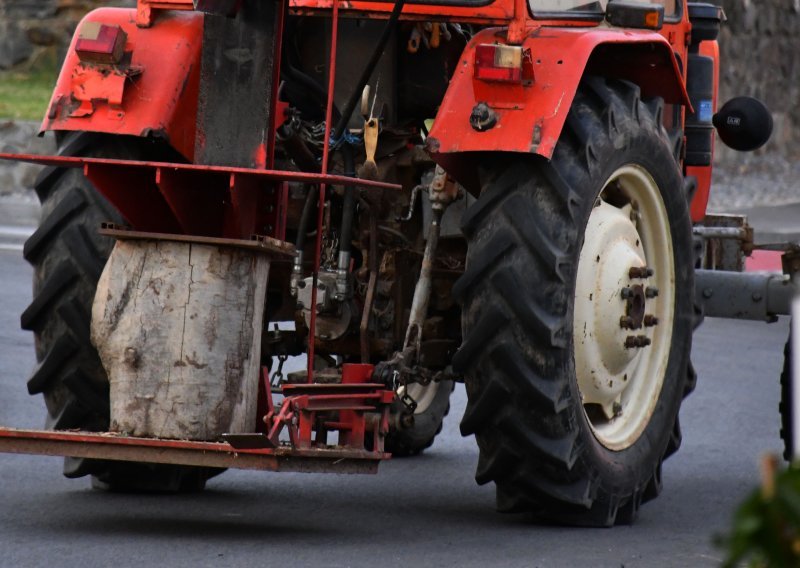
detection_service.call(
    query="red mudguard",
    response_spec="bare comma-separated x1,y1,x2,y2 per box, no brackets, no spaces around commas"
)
428,26,691,163
41,7,203,161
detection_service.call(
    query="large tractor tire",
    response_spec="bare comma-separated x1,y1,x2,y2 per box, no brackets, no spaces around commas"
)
385,380,454,456
21,133,217,491
780,334,793,461
453,77,696,526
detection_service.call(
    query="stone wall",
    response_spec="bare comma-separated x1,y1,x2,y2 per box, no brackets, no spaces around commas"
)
0,0,116,70
717,0,800,163
0,0,135,71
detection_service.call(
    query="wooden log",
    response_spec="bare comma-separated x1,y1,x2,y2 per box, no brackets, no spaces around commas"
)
91,239,270,441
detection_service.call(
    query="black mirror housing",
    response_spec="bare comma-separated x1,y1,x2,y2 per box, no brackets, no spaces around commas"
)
712,97,773,152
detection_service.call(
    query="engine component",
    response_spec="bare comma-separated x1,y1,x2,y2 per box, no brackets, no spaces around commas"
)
297,272,354,341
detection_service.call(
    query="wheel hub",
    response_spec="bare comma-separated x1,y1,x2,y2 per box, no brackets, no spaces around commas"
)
573,166,675,450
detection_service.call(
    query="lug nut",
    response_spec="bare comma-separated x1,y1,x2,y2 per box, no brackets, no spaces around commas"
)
643,315,659,327
620,316,634,329
629,266,654,279
621,287,634,299
645,286,659,298
624,335,652,349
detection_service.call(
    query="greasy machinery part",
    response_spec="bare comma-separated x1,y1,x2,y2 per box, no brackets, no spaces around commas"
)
194,0,283,168
41,8,203,161
694,213,753,272
695,270,793,322
0,363,395,471
402,167,460,361
277,114,321,173
427,27,690,191
0,153,399,240
0,428,381,474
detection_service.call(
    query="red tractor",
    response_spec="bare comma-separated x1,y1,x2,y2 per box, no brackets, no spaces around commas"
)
0,0,777,526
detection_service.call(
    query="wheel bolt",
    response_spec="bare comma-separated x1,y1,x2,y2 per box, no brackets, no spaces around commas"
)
629,266,654,279
620,316,635,329
624,335,652,349
644,315,659,327
645,286,659,298
621,287,634,299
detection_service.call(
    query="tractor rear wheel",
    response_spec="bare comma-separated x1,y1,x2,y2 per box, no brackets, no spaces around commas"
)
22,133,218,491
454,77,695,526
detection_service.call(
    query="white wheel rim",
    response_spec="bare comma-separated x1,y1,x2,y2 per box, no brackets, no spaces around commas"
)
573,165,675,451
397,382,439,414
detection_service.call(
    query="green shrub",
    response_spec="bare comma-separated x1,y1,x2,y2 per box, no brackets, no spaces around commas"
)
719,456,800,567
0,52,58,121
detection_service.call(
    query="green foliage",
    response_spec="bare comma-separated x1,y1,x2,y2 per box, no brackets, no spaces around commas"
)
0,52,58,121
719,461,800,567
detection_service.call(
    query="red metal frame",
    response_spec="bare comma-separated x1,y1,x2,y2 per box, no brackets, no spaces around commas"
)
0,362,393,471
0,428,385,474
0,153,399,240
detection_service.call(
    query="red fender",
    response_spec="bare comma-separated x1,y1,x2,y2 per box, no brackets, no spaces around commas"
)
41,8,203,161
428,26,691,185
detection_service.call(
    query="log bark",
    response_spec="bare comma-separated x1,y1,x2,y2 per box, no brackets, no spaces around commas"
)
91,239,270,441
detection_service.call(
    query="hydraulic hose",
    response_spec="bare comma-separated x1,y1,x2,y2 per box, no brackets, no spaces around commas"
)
338,145,356,269
296,185,319,254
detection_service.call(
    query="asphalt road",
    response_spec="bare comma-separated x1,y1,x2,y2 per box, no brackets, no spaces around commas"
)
0,244,789,568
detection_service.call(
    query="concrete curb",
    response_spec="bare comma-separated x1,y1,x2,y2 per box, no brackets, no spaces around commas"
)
735,202,800,245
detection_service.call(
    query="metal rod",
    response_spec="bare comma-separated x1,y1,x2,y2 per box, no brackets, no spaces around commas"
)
308,0,341,383
403,208,442,356
695,269,793,321
692,226,748,240
0,153,401,191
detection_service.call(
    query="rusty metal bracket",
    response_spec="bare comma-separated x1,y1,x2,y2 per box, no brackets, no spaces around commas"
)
98,223,296,258
0,428,382,474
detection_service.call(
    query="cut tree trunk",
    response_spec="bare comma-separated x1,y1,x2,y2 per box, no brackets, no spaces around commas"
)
91,239,270,441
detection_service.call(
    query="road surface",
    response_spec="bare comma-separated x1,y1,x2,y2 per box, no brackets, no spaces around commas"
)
0,236,788,568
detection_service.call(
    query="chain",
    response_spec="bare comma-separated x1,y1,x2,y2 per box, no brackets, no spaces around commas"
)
391,369,418,414
270,354,288,387
321,232,339,270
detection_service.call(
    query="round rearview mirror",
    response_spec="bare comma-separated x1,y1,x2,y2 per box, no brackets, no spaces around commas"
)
712,97,773,152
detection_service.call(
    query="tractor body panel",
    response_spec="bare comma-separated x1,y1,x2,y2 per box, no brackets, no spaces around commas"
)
427,26,691,162
41,7,203,161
